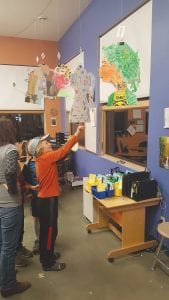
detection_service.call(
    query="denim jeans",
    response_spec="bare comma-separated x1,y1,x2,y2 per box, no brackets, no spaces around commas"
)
0,205,22,291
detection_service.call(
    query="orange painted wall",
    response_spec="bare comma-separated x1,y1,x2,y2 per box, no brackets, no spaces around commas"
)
0,36,62,135
44,98,61,138
0,36,58,67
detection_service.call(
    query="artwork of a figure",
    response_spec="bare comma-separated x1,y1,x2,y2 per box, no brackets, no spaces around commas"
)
25,70,39,103
25,64,49,104
25,63,57,104
99,42,140,106
54,64,70,89
70,65,95,123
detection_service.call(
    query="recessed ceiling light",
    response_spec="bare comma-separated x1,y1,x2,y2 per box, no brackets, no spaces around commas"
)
37,16,48,21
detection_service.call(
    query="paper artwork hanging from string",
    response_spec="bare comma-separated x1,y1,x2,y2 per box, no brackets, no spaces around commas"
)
26,51,95,122
54,64,70,89
25,66,47,104
25,60,57,103
69,65,95,123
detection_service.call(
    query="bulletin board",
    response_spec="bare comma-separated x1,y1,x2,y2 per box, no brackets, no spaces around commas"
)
0,65,44,110
99,0,152,103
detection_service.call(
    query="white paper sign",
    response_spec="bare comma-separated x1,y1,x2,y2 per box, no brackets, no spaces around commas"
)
135,124,144,132
127,125,136,136
90,107,96,127
133,109,141,119
164,107,169,128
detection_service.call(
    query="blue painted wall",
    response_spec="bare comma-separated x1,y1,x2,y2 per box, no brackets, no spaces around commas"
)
60,0,169,242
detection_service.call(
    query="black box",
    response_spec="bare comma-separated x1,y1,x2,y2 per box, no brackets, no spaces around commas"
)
130,179,158,201
122,171,150,198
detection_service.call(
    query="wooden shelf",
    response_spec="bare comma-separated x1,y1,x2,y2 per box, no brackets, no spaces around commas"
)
102,100,149,111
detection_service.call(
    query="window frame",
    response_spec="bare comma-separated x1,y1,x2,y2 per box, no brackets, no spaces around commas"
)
102,99,149,169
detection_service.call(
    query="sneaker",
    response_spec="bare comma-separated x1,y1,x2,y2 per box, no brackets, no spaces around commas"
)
50,252,61,264
1,281,31,297
43,262,66,272
19,246,33,258
15,253,28,267
53,252,61,260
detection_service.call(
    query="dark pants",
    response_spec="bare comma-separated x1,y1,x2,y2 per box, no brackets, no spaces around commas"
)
37,197,58,268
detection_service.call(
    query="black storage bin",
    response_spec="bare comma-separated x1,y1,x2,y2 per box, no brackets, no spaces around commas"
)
122,171,150,197
122,171,158,200
130,179,158,201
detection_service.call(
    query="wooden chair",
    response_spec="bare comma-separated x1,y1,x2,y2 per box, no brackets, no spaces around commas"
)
152,222,169,273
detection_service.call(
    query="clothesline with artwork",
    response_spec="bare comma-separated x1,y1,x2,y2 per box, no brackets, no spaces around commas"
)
99,42,140,106
26,53,95,123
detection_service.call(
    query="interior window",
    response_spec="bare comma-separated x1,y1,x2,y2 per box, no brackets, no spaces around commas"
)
0,113,44,142
102,100,149,166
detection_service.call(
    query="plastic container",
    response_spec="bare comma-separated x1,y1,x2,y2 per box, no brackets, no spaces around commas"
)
106,189,114,197
114,182,122,196
91,187,107,199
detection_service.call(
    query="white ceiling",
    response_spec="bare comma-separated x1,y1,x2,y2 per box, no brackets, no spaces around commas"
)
0,0,92,41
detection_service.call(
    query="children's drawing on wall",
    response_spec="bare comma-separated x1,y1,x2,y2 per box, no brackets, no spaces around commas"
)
0,65,46,110
99,42,140,106
70,65,95,123
159,136,169,169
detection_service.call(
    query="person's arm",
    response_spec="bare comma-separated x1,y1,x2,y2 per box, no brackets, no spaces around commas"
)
25,182,39,191
4,150,18,194
46,124,85,162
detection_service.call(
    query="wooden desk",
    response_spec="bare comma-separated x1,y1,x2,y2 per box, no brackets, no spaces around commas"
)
86,195,160,262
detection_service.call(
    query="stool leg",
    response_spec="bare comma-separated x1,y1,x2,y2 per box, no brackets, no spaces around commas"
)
152,237,164,270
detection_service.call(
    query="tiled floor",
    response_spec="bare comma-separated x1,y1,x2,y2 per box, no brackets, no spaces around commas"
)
14,186,169,300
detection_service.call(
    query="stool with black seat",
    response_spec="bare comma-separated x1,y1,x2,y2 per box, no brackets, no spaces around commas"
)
152,222,169,273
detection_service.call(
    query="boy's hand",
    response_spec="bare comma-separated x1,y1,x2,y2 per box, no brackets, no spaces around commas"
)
30,184,39,191
75,124,85,138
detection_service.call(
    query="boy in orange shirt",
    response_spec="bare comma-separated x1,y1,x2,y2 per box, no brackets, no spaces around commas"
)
28,125,84,271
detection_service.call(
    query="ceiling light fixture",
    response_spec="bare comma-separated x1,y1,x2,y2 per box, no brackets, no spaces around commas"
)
37,16,48,21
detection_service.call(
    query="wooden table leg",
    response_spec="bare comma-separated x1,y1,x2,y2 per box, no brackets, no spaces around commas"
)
86,204,109,233
122,208,145,247
86,222,108,233
107,240,158,262
107,207,158,261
